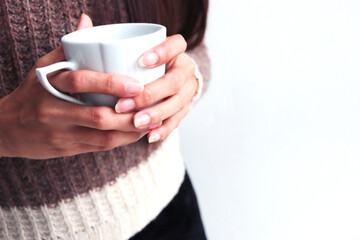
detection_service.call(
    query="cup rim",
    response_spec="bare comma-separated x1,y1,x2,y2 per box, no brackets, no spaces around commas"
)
61,23,166,44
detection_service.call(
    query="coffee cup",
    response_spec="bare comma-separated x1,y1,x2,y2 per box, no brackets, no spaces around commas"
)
36,23,166,107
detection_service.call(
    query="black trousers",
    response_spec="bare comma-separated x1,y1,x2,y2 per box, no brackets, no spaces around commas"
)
130,172,207,240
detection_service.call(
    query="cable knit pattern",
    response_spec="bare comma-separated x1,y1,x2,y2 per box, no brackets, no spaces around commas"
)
0,0,210,239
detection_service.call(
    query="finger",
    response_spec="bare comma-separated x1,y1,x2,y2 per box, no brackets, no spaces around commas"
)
34,95,157,132
73,127,146,149
76,13,93,30
115,58,194,113
138,34,187,69
50,70,144,97
37,97,144,132
114,69,183,113
132,74,196,129
131,82,190,129
147,106,190,143
62,105,146,132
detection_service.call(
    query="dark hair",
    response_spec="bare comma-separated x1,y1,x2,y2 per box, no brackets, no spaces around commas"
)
124,0,209,50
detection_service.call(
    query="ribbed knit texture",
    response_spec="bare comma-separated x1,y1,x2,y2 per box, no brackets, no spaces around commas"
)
0,130,186,240
0,0,210,239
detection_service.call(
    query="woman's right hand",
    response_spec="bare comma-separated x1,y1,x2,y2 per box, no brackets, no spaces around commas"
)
0,14,149,159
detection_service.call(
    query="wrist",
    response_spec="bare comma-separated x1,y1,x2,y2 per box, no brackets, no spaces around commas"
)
185,54,204,108
191,60,204,104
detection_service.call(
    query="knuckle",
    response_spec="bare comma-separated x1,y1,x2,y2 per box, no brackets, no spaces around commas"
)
34,106,50,124
142,87,155,105
89,108,108,129
105,75,115,93
101,131,119,149
45,131,61,146
69,71,85,92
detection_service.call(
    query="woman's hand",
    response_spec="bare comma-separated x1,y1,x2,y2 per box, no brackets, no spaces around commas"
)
0,14,150,159
115,35,199,143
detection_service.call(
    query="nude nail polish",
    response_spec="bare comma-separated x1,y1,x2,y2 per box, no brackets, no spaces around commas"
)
148,133,161,143
138,52,159,67
134,114,151,128
115,99,135,113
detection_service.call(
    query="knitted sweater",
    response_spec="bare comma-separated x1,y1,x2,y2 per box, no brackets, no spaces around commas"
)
0,1,210,240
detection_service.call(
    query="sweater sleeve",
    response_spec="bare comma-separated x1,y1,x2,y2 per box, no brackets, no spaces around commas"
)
185,42,211,96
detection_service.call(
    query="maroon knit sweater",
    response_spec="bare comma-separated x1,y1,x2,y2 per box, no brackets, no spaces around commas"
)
0,1,210,239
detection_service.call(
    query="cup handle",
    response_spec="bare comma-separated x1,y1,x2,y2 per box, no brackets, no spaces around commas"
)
35,61,87,105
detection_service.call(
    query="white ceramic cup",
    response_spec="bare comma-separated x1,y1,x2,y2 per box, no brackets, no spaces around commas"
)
36,23,166,107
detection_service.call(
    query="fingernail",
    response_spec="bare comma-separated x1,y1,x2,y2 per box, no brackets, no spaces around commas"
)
134,114,151,128
138,52,159,67
148,133,161,143
115,98,135,113
125,81,143,95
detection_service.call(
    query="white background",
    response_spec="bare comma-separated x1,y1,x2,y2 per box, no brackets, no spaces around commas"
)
180,0,360,239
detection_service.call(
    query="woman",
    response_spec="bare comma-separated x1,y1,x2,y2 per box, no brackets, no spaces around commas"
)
0,0,210,239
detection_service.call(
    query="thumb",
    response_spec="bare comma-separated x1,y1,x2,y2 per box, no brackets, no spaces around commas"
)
76,13,93,30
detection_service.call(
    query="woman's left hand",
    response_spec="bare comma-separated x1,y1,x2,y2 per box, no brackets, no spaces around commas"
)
114,35,198,143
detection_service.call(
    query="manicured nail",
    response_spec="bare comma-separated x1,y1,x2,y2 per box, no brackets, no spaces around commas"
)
134,114,151,128
125,81,143,95
148,133,161,143
115,98,135,113
138,52,159,67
